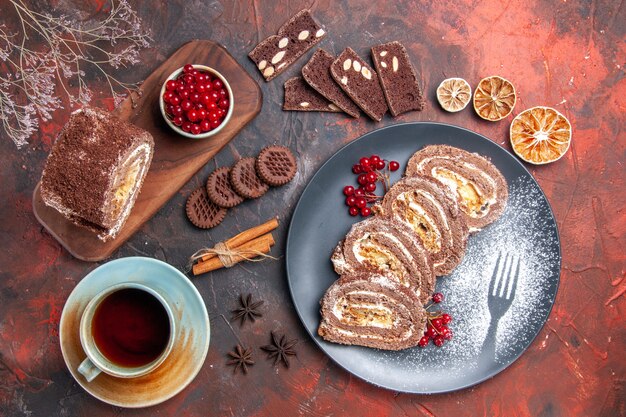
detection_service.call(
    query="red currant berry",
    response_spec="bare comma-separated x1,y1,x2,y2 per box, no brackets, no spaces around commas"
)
190,123,201,135
183,74,195,85
169,95,181,106
187,109,200,122
376,160,386,170
441,313,452,324
171,106,183,117
219,88,227,98
181,100,193,111
418,336,429,348
359,157,370,169
365,182,376,192
216,108,226,118
195,73,206,84
172,116,183,126
441,327,453,340
166,80,178,91
349,207,359,216
206,101,218,111
210,119,221,129
433,336,445,347
200,119,211,132
190,92,201,103
179,89,190,100
360,207,371,217
183,64,194,73
162,91,174,103
431,318,444,330
432,292,444,303
352,164,362,174
389,161,400,171
369,155,381,165
204,81,214,91
355,197,367,208
182,121,192,132
343,186,355,196
353,189,365,198
219,99,229,109
213,79,223,90
425,325,438,338
346,196,357,207
196,83,207,93
198,108,207,120
365,172,377,183
357,174,368,185
208,111,220,122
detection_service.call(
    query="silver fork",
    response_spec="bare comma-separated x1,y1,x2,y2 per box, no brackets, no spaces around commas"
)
481,253,521,361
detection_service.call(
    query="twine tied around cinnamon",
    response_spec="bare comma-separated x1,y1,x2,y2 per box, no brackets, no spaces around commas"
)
189,218,279,276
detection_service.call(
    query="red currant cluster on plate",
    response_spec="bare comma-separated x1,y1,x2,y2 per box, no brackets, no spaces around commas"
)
343,155,400,217
419,292,453,348
162,64,230,135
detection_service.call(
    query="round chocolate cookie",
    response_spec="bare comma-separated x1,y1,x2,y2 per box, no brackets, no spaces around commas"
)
206,167,244,208
186,186,227,229
230,157,269,199
256,146,297,186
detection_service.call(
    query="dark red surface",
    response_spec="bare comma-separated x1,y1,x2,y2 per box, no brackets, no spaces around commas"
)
1,1,624,415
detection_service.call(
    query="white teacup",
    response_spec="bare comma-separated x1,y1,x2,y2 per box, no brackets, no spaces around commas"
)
78,282,176,382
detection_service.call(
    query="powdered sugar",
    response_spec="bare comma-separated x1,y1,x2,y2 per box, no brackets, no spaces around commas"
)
368,175,560,384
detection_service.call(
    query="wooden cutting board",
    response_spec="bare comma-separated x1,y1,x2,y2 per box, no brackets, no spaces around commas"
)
32,40,262,262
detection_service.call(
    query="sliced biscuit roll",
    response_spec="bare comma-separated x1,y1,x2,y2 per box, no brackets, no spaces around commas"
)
405,145,508,232
376,176,468,276
331,217,434,303
40,108,154,241
318,273,427,351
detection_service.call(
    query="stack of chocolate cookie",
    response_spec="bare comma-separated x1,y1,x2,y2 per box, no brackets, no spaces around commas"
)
318,145,509,351
186,146,297,229
247,9,424,120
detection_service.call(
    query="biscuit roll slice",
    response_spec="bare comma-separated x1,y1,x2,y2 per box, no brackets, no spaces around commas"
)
331,217,434,303
318,273,427,351
405,145,508,232
376,176,468,276
40,108,154,241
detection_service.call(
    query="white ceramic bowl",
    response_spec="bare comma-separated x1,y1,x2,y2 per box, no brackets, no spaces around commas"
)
159,64,234,139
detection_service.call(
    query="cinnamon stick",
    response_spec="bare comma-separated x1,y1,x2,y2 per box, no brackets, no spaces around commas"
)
200,217,279,262
192,233,275,276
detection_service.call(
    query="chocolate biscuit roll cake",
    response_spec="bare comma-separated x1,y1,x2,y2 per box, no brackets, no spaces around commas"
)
318,272,427,350
405,145,508,232
376,176,468,276
331,217,434,303
40,108,154,241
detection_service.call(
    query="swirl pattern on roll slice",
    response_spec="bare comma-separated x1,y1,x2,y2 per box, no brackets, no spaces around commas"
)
376,175,468,276
405,145,508,232
318,273,427,350
331,217,434,303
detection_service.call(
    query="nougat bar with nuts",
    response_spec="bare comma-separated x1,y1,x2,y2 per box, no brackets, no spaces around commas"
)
330,48,388,121
248,9,326,82
371,42,425,116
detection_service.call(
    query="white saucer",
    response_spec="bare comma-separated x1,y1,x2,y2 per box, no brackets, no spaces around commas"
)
59,257,210,408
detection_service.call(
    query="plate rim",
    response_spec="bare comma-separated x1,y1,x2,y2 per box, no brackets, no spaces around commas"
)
285,121,561,394
59,256,211,407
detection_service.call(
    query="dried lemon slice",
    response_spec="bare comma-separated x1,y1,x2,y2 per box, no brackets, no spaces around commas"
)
510,106,572,165
473,76,516,121
436,78,472,112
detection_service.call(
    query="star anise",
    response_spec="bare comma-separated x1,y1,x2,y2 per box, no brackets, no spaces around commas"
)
261,331,298,368
226,344,254,374
231,293,264,326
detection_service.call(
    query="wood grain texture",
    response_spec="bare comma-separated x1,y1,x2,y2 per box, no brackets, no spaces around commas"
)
32,40,262,261
0,1,624,416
